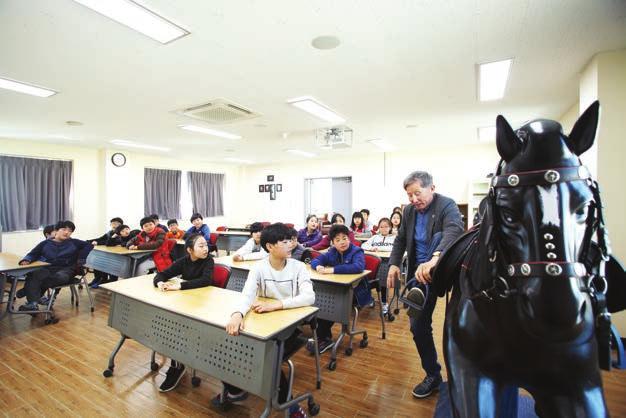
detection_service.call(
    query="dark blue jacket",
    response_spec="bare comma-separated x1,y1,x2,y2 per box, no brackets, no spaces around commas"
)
186,224,211,241
22,238,93,268
311,243,365,274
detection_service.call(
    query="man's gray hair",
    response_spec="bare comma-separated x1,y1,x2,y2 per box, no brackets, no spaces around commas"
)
403,171,433,189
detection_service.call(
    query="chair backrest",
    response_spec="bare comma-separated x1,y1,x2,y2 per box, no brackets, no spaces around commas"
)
309,250,323,260
216,226,228,231
261,221,271,228
285,223,294,229
372,225,379,233
364,254,382,282
213,263,231,289
209,232,219,245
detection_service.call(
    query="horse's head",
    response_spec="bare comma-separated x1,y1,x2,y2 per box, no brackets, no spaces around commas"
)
491,101,600,341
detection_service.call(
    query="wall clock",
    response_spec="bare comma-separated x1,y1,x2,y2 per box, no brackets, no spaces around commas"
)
111,152,127,167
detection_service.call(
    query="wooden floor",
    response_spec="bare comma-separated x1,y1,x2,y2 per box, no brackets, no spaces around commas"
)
2,276,626,418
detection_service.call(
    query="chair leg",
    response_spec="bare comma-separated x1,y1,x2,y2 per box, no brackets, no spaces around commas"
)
377,286,386,339
80,274,95,312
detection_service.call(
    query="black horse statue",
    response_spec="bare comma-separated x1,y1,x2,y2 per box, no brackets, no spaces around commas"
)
433,101,616,417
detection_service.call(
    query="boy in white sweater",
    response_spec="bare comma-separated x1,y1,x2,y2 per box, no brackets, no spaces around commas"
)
218,223,315,418
232,222,268,261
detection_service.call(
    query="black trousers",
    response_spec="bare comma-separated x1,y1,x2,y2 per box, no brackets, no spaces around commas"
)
24,266,75,303
223,330,302,403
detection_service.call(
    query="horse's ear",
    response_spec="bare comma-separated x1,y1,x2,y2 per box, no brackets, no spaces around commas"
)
496,115,522,162
568,100,600,156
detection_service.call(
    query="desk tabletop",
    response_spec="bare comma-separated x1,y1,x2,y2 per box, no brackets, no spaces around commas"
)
0,253,49,273
363,250,391,259
92,245,154,255
355,235,370,241
213,255,261,270
217,230,251,236
101,275,317,340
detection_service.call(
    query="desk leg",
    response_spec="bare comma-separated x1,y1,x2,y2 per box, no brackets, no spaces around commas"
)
329,329,345,371
103,334,128,377
0,273,7,320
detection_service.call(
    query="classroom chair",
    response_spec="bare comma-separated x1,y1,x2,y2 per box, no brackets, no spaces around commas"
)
216,226,228,231
149,264,232,387
209,232,219,254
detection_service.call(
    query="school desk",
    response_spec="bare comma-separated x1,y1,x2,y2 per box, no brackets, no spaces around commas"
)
212,255,260,292
0,252,49,320
101,275,320,417
84,245,154,279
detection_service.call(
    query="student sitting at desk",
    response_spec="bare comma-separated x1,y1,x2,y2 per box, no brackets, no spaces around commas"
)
232,222,267,261
360,208,374,233
152,234,214,392
361,217,395,314
165,219,185,240
150,214,169,233
89,217,124,288
105,224,138,247
308,224,369,354
126,217,166,275
350,211,372,238
43,224,56,239
311,213,360,251
221,223,315,418
297,215,322,247
390,211,402,235
17,220,93,312
186,213,210,241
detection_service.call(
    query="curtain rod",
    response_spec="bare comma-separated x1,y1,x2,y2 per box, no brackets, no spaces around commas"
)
145,166,225,175
0,153,72,162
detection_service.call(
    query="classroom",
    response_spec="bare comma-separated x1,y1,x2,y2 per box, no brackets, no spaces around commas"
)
1,1,626,417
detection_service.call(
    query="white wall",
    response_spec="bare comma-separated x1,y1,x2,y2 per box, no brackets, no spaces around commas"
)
0,139,244,256
236,143,499,229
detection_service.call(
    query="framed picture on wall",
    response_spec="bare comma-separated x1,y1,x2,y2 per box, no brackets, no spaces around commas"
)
270,184,276,200
258,185,264,192
276,184,282,192
267,175,274,182
264,184,271,192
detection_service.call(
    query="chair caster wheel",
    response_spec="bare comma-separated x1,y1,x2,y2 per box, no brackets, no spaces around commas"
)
308,401,320,416
387,314,395,322
44,317,59,325
150,362,159,371
360,339,369,348
191,376,201,387
345,347,353,356
91,307,95,312
393,308,400,314
328,360,337,371
103,369,113,377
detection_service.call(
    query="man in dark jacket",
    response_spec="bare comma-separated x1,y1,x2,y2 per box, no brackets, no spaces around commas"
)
18,220,93,311
387,171,464,399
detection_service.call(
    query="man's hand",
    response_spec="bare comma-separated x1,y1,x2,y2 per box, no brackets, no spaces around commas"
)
252,300,283,313
19,260,31,266
91,241,98,246
387,265,400,288
415,255,440,284
226,313,244,335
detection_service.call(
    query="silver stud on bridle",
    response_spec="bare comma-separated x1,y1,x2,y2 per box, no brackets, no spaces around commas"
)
546,263,563,276
544,170,560,183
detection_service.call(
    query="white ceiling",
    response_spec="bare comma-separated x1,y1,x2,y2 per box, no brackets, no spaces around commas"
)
1,0,625,164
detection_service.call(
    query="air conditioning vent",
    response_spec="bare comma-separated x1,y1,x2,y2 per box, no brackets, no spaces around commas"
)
177,99,260,124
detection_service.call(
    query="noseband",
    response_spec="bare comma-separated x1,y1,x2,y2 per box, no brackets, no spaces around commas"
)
476,161,610,301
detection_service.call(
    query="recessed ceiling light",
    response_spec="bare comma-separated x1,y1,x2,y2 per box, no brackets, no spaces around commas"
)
65,120,84,126
311,35,340,50
224,157,253,164
367,138,396,151
286,96,346,124
478,58,513,101
406,124,418,129
179,125,242,140
286,149,316,158
72,0,189,44
110,139,170,151
477,126,496,142
0,76,57,98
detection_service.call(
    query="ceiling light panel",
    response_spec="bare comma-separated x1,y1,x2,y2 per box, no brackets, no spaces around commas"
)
478,58,513,101
110,139,170,151
72,0,189,44
287,96,346,124
0,77,57,97
179,125,242,140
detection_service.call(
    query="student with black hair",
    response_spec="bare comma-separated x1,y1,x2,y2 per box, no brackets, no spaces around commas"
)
219,223,314,418
17,220,92,311
288,227,308,262
186,213,210,241
360,208,374,232
390,211,403,236
165,219,184,240
311,213,360,250
297,214,322,247
150,214,169,233
350,211,371,237
105,224,137,247
126,217,166,276
89,217,125,287
152,234,215,392
232,222,267,261
308,224,368,353
43,224,56,239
